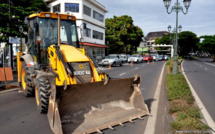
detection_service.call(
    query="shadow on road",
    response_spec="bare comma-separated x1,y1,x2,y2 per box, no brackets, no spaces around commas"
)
145,98,156,113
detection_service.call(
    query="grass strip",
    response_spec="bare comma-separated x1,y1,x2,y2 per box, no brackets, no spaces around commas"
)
166,60,209,133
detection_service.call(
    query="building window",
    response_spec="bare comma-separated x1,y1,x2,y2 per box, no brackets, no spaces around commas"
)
83,5,91,16
53,4,60,12
93,30,103,40
65,3,79,13
93,10,104,22
84,28,91,38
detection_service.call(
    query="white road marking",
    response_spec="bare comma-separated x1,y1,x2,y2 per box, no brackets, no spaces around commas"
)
144,63,166,134
0,88,19,94
182,61,215,134
134,67,139,70
119,72,127,76
205,62,215,67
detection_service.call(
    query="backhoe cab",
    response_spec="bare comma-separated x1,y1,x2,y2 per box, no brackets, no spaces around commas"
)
17,12,149,134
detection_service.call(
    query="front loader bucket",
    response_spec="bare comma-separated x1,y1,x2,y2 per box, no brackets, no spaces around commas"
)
48,77,149,134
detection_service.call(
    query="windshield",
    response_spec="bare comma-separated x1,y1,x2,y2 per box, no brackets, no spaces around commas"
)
105,56,117,59
28,17,78,65
132,55,139,57
38,18,78,47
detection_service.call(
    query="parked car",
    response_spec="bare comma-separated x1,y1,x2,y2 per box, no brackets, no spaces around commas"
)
157,55,164,61
99,55,122,67
151,54,159,61
128,54,143,63
163,55,170,60
143,55,153,62
118,54,128,63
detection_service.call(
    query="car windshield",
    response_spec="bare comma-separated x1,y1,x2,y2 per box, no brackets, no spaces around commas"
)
132,55,139,57
106,56,117,59
120,56,126,58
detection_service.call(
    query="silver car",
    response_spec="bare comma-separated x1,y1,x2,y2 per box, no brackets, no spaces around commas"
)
99,55,122,67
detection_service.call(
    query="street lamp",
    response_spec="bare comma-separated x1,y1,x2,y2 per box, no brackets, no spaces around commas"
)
178,25,182,32
168,25,172,32
168,25,182,58
168,25,182,33
163,0,191,74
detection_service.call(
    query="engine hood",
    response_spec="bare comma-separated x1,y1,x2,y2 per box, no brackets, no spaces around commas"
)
60,45,89,62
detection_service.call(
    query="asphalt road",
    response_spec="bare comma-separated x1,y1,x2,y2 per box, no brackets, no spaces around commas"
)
0,61,165,134
183,59,215,121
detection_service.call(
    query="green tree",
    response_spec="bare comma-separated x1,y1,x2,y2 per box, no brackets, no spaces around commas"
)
155,34,172,44
198,35,215,61
0,0,48,43
178,31,199,57
105,15,143,54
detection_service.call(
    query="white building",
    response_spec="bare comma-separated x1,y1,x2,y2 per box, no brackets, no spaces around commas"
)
45,0,108,60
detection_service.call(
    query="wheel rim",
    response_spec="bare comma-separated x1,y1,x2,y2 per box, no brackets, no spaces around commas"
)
35,87,40,106
21,69,27,90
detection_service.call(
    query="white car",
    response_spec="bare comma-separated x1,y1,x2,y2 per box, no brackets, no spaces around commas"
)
99,55,122,67
128,55,143,63
119,54,128,63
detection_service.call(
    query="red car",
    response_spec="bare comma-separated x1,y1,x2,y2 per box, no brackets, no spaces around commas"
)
143,55,153,62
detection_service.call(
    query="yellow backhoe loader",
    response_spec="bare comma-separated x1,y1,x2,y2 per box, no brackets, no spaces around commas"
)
17,12,149,134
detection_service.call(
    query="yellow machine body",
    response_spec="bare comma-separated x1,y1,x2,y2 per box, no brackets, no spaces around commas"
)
47,45,102,86
17,12,149,134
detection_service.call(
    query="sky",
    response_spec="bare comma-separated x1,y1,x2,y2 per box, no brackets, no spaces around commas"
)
98,0,215,37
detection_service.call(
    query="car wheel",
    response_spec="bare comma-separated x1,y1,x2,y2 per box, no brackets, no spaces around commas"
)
112,62,116,67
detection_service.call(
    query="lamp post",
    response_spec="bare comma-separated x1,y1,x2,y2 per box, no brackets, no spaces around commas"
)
163,0,191,74
168,25,182,43
168,25,182,58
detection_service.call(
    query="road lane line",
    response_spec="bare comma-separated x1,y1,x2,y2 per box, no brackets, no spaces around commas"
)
205,62,215,67
182,61,215,133
134,67,139,70
144,63,165,134
0,88,19,94
119,72,127,76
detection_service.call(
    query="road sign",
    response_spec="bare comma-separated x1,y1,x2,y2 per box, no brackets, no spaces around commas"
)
9,37,21,44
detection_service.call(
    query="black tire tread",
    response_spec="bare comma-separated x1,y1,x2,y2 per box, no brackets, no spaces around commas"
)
22,66,35,97
37,78,51,114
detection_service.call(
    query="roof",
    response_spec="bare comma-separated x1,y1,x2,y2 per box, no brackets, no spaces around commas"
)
86,0,107,12
145,31,169,41
80,42,108,48
28,12,76,21
44,0,108,12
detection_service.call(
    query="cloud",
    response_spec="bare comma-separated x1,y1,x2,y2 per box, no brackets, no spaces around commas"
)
98,0,215,36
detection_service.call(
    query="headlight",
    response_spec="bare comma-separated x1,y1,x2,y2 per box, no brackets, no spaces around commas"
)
108,60,114,63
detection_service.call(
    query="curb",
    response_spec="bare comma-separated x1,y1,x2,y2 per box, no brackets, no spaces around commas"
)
144,62,166,134
181,61,215,134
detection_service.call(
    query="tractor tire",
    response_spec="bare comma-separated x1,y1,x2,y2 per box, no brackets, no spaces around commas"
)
21,64,35,97
35,77,51,114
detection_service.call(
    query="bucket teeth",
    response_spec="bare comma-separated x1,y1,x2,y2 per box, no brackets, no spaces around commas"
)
96,129,103,134
119,123,124,126
138,116,144,120
108,126,114,130
129,119,134,123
